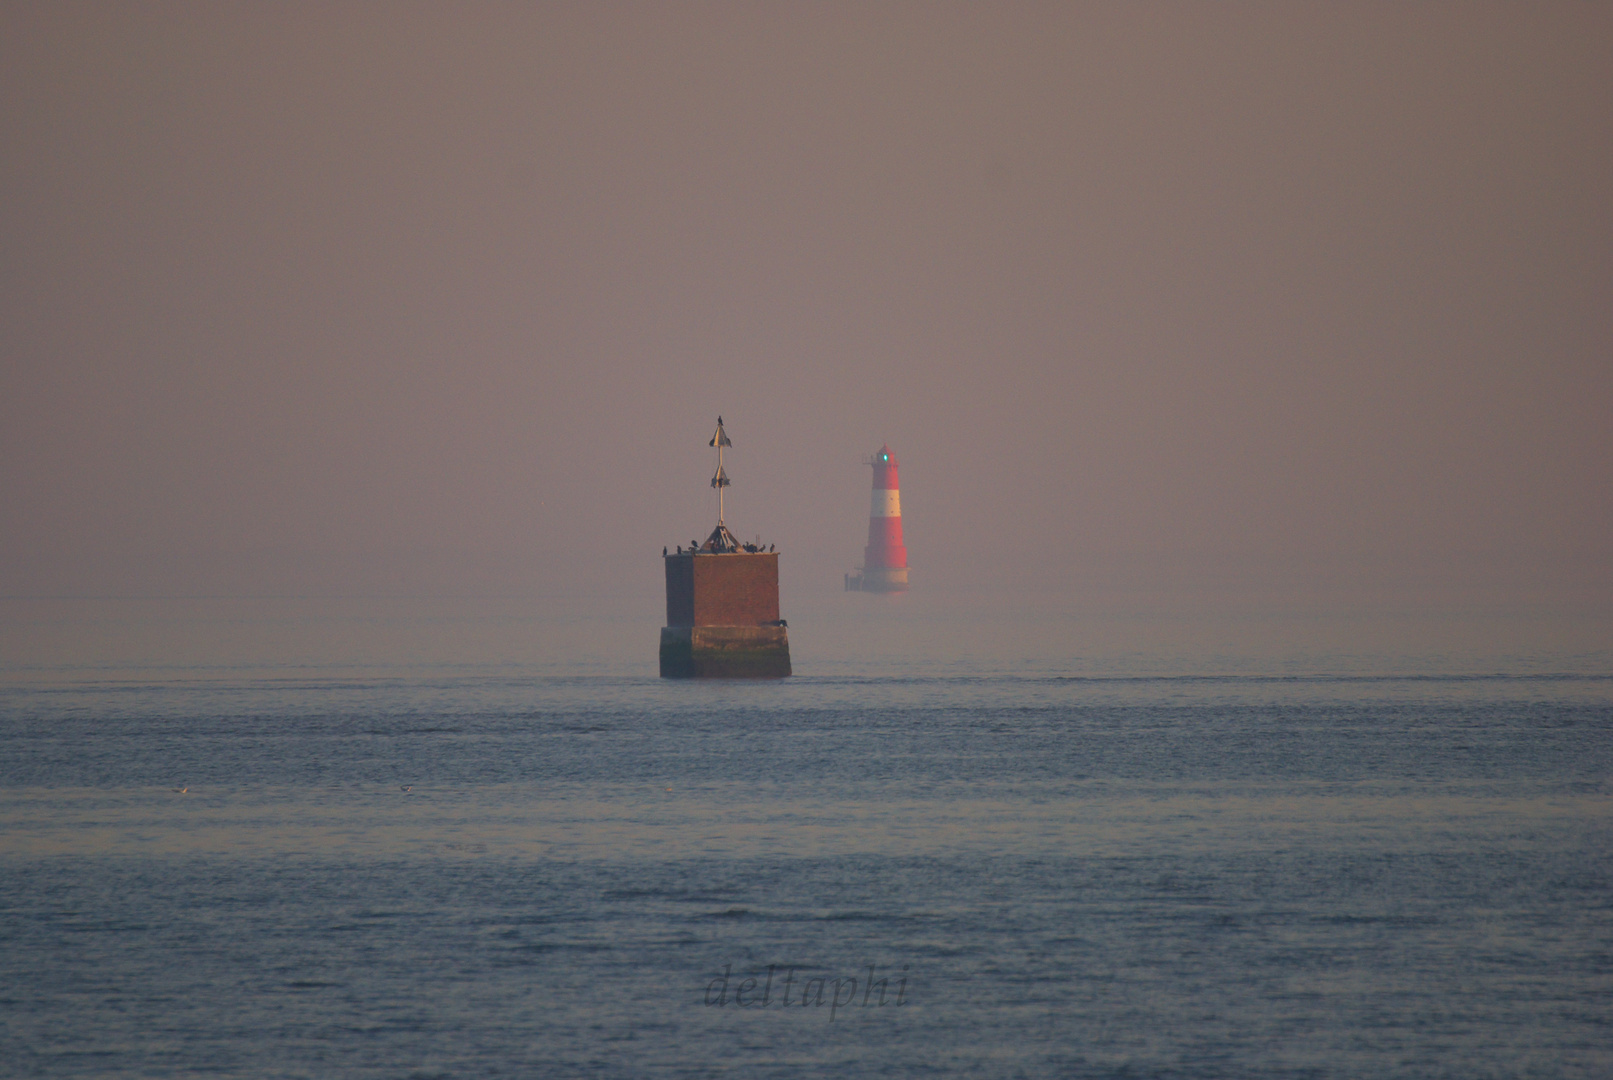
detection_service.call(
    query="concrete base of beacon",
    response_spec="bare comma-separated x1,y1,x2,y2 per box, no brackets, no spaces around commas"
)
845,567,909,593
659,625,792,678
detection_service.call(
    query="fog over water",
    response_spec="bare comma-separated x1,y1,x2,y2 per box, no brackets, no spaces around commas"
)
2,3,1609,658
5,592,1608,685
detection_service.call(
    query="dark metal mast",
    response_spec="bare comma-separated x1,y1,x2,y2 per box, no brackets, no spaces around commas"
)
709,416,731,526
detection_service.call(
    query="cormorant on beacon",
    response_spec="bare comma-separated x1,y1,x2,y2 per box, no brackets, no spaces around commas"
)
663,546,667,556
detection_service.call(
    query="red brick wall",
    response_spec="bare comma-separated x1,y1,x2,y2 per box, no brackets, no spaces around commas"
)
663,553,779,626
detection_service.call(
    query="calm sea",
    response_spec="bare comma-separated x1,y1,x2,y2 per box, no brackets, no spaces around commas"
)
2,596,1609,1077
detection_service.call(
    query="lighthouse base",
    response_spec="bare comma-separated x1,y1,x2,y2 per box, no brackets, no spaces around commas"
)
659,625,792,678
845,567,909,593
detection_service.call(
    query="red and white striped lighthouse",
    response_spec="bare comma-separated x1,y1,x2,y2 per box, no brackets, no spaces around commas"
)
847,444,909,592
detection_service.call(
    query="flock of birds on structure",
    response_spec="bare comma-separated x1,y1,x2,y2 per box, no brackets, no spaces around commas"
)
664,542,775,555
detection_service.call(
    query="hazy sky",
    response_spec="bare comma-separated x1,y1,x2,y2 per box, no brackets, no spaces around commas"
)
3,3,1609,611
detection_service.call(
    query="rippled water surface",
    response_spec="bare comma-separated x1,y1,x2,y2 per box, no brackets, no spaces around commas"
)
2,599,1610,1077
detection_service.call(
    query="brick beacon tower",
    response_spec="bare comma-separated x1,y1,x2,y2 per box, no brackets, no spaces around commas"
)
845,444,909,592
659,418,791,678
